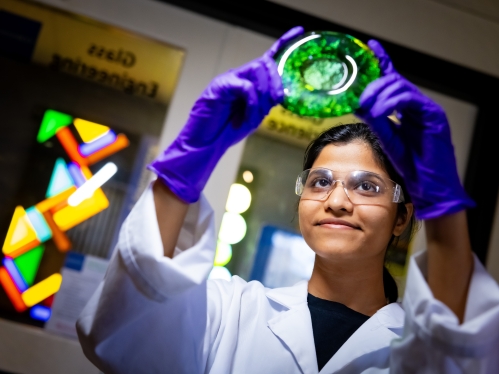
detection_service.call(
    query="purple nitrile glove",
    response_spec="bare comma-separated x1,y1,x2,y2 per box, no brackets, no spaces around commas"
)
149,26,304,203
356,40,474,220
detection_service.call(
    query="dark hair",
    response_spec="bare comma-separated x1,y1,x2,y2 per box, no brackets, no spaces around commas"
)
302,123,418,303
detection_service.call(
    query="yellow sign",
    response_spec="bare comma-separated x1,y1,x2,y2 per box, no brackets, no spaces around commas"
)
0,0,184,104
258,106,362,148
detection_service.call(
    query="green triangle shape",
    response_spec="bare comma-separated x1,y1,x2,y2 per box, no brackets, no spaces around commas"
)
13,244,45,286
37,110,73,143
46,158,74,198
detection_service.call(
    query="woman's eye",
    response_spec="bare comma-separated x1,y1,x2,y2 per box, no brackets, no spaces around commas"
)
311,178,331,188
356,181,379,192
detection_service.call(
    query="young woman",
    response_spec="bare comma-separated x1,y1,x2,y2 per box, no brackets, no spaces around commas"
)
77,28,499,373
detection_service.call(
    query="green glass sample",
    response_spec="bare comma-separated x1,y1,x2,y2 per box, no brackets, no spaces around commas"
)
274,31,380,118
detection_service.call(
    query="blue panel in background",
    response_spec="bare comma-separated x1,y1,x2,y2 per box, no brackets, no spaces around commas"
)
249,225,277,282
0,10,42,63
250,225,316,288
64,252,85,272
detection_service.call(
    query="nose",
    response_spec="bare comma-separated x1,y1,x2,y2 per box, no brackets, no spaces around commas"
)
324,180,353,212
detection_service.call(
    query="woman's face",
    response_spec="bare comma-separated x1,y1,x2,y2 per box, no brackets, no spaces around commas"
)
298,141,412,263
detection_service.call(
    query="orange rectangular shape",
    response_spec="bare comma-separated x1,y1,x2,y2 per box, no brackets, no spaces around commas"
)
36,187,76,213
42,212,72,252
56,127,88,166
86,134,129,165
49,200,70,215
4,240,41,259
0,267,27,312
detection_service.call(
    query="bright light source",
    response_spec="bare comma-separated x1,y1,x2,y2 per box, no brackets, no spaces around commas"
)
242,170,254,183
214,241,232,267
68,162,117,206
218,212,247,244
225,184,251,214
209,266,232,281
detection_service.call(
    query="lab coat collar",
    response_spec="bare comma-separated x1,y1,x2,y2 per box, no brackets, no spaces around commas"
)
265,280,309,309
321,302,404,373
266,281,318,374
265,281,405,374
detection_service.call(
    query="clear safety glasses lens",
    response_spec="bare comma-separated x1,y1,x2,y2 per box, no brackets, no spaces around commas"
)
295,168,404,204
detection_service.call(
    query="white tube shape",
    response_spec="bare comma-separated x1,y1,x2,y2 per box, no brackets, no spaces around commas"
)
68,162,118,207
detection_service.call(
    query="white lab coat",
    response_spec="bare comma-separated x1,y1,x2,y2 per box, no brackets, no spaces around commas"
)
77,185,499,373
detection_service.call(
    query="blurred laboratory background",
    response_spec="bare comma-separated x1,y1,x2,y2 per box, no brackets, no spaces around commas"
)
1,0,499,373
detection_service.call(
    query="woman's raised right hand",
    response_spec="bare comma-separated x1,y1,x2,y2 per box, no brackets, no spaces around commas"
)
357,40,474,219
149,26,304,204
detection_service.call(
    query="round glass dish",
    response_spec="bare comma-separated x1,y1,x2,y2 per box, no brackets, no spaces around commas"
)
274,31,380,118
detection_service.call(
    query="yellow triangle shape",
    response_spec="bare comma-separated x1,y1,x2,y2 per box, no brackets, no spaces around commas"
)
74,118,110,143
3,206,39,256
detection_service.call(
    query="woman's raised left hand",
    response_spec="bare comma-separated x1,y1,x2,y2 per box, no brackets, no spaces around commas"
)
356,40,474,220
149,26,303,204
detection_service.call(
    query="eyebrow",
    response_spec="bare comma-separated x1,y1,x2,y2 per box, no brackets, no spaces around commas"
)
361,171,385,182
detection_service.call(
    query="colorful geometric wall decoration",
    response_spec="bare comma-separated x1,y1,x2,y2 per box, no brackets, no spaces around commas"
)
68,163,86,187
26,207,52,242
1,109,130,319
0,267,27,312
54,187,109,231
74,118,110,143
22,273,63,307
30,305,52,322
2,206,40,258
14,245,45,286
37,110,73,143
46,158,75,198
80,131,117,156
3,258,28,292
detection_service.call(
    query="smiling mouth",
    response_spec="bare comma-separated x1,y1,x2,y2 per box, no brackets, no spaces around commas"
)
316,219,360,230
318,223,359,230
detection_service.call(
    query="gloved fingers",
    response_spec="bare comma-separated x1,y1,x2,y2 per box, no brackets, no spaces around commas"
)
358,73,400,114
364,117,405,159
265,26,305,58
239,57,282,114
262,56,284,103
368,39,396,75
223,77,259,126
240,81,277,134
372,91,428,119
229,76,274,135
375,79,415,107
370,82,415,118
367,117,401,155
237,58,276,102
245,104,267,132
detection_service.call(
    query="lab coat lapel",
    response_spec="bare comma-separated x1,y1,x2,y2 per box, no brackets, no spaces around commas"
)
266,281,319,374
320,303,404,373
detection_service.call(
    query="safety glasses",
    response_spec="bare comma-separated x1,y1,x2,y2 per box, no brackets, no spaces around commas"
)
295,168,404,205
